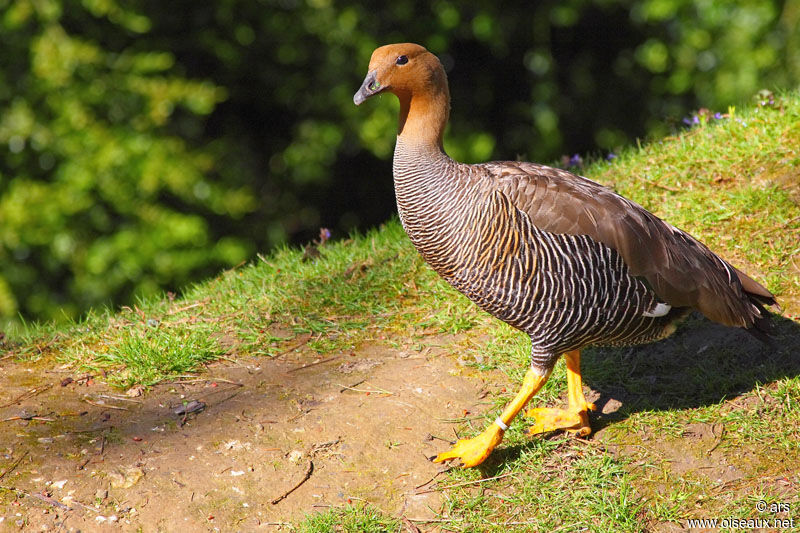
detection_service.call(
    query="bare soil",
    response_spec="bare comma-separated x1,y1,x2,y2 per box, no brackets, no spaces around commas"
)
0,334,504,531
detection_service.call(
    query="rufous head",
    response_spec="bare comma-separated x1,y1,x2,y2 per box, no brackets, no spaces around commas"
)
353,43,448,106
354,43,450,146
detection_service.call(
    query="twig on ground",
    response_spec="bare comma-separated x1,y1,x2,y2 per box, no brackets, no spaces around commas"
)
574,436,607,451
426,433,454,443
415,472,514,494
64,425,113,435
216,354,240,364
32,491,72,510
95,394,143,403
711,476,745,493
0,451,29,481
271,460,314,504
272,333,312,358
706,423,724,455
70,499,101,514
0,384,54,408
413,469,447,490
30,334,63,358
336,383,394,395
310,438,341,457
402,516,422,533
288,356,340,373
2,415,54,422
83,399,129,411
339,378,366,393
3,486,72,511
167,299,210,315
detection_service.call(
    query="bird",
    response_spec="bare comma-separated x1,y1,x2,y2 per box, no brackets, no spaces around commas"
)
353,43,778,468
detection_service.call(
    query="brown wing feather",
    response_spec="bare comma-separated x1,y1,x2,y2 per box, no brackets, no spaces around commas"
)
480,160,776,329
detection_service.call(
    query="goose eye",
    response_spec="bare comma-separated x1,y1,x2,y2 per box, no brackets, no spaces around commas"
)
395,55,408,65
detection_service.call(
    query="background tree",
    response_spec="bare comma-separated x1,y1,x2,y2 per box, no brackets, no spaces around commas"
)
1,0,797,327
0,0,255,322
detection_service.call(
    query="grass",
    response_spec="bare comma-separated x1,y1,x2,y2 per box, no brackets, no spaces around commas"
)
297,503,400,532
3,89,800,531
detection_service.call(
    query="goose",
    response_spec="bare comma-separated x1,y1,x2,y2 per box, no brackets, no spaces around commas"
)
353,43,777,467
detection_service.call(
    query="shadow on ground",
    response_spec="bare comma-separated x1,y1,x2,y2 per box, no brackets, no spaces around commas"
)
582,313,800,430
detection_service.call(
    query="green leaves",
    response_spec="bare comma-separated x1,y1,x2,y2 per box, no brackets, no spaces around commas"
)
630,0,789,106
0,0,254,325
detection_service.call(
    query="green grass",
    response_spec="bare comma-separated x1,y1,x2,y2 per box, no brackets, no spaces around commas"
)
3,90,800,531
297,503,400,532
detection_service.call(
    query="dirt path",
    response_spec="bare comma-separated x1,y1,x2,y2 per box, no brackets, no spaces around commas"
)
1,315,797,531
0,335,501,531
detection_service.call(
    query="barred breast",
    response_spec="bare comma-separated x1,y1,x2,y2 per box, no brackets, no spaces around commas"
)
393,140,688,370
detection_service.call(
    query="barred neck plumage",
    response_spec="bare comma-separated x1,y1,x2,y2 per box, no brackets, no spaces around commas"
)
392,138,477,265
393,138,453,205
387,39,458,242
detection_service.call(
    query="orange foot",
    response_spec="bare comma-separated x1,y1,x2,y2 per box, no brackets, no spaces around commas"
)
526,402,596,437
433,425,504,468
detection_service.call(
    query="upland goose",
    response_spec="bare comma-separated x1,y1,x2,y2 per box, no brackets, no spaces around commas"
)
354,43,777,467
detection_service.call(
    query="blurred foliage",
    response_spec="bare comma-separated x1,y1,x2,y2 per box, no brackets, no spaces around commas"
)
0,0,798,325
0,0,255,322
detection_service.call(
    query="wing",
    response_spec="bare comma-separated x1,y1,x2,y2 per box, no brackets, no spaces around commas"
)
479,160,776,329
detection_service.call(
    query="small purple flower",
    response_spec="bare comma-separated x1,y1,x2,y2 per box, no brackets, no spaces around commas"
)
318,227,331,245
569,154,582,167
682,115,700,126
713,112,723,120
606,152,617,160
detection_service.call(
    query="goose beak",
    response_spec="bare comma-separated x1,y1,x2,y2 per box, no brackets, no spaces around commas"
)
354,70,383,105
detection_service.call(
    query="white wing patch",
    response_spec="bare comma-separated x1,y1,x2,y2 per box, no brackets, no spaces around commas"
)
643,302,672,317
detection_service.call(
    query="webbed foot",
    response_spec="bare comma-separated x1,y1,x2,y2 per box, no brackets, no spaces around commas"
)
525,403,595,436
433,426,504,468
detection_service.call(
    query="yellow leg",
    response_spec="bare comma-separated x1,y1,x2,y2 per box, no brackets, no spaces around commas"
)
434,366,551,468
526,350,596,436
